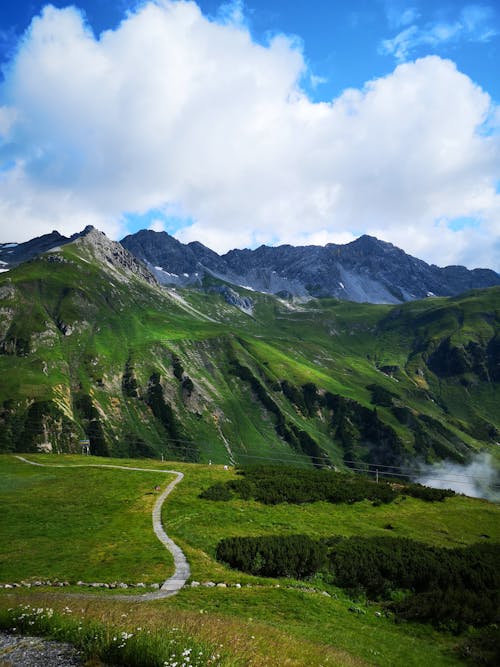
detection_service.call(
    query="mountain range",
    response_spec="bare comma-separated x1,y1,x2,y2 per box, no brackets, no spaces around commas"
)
2,226,499,304
118,229,500,303
0,225,499,472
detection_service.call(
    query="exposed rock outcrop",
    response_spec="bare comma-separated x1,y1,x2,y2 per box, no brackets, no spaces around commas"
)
120,230,500,304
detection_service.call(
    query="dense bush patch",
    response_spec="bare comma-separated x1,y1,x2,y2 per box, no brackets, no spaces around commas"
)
216,534,327,578
333,537,500,630
457,625,500,666
200,465,454,505
391,588,499,632
215,532,499,632
326,537,499,598
400,481,455,502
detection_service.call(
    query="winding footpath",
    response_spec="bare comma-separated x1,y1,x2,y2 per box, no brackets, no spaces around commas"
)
14,456,190,601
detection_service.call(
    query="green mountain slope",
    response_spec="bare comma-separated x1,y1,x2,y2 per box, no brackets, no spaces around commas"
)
1,230,499,469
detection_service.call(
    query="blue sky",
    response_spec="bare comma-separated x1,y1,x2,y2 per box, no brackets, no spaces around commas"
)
0,1,499,269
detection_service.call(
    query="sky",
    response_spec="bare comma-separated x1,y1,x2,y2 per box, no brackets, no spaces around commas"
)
0,0,499,270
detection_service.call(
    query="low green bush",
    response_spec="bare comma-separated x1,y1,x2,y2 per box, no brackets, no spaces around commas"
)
215,531,499,632
456,625,500,666
199,482,233,501
201,465,399,505
391,588,499,633
201,466,455,505
402,482,455,502
216,534,327,579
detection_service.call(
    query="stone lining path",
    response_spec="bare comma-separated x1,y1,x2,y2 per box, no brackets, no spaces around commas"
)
13,456,190,601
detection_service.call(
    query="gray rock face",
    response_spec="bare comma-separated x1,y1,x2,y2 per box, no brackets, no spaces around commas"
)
4,226,499,303
120,229,227,287
119,230,500,304
0,226,95,270
209,285,253,313
0,226,157,287
121,229,200,274
74,228,157,286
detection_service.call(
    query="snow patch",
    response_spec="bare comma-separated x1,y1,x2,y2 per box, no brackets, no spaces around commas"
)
155,266,178,277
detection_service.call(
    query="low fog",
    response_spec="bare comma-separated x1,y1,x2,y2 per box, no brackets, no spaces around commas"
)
414,453,500,502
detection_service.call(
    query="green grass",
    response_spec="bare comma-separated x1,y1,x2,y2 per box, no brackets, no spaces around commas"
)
2,454,498,665
164,463,500,579
169,587,463,667
162,461,499,666
0,602,236,667
0,455,174,584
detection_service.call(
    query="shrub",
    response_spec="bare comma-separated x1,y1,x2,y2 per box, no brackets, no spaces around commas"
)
391,588,499,632
201,465,398,505
199,482,233,501
456,625,500,665
202,466,455,506
401,482,455,501
326,536,500,629
216,534,327,579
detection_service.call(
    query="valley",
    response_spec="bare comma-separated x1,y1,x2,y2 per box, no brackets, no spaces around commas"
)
0,227,499,479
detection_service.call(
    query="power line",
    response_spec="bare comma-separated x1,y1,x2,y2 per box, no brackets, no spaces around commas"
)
5,427,500,485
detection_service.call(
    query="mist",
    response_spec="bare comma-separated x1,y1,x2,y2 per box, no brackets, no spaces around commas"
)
414,453,500,502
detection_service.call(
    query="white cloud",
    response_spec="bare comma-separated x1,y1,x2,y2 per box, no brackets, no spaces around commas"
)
384,3,420,29
149,218,166,232
0,1,498,271
381,4,498,61
414,453,500,501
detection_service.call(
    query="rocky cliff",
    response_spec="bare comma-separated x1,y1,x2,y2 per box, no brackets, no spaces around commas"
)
120,231,500,304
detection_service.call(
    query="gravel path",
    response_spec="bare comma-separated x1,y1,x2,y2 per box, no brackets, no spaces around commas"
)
0,631,84,666
14,456,190,600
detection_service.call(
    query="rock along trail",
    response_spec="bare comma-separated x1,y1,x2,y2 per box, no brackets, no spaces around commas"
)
13,456,190,601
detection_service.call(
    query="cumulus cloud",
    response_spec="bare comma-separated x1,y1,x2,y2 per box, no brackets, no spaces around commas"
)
0,1,499,269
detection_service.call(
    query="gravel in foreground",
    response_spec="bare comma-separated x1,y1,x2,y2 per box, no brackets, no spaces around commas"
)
0,632,84,666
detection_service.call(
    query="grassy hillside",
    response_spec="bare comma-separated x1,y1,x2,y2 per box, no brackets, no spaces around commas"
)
0,235,499,472
0,455,173,584
1,454,499,666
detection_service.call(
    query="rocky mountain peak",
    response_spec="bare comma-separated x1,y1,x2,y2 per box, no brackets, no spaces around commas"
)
3,226,500,304
119,229,500,304
75,228,158,285
78,224,97,236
